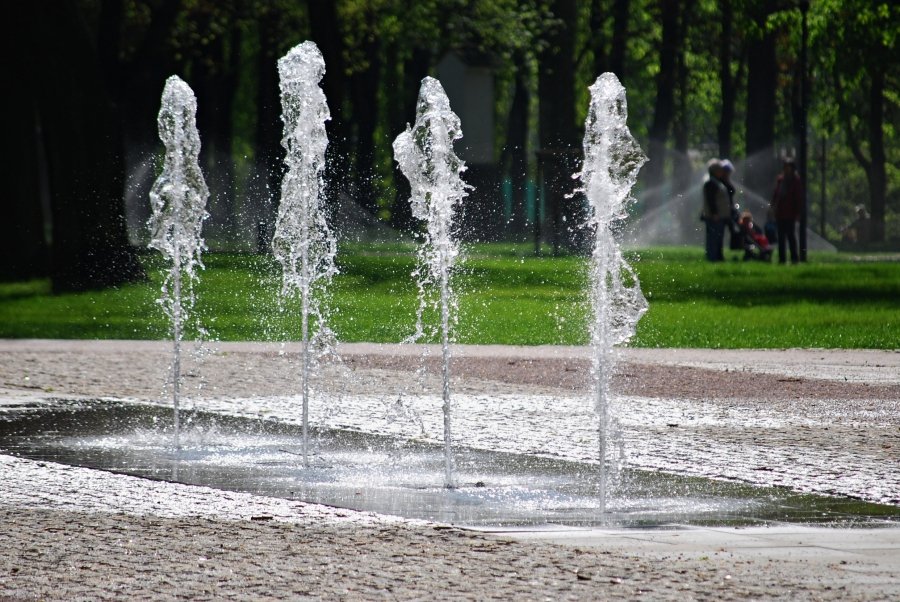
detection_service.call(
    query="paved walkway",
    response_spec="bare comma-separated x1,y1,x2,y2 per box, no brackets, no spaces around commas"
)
1,340,898,600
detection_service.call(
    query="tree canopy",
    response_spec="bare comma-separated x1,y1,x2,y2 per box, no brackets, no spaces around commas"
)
5,0,898,288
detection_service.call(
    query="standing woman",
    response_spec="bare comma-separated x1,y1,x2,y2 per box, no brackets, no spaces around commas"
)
770,157,804,264
720,159,741,251
701,159,730,261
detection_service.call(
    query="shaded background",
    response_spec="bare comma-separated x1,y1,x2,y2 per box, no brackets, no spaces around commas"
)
3,0,898,292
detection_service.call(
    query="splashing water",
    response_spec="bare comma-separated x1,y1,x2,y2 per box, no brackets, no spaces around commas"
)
393,76,469,488
272,41,338,466
148,75,209,449
575,73,648,511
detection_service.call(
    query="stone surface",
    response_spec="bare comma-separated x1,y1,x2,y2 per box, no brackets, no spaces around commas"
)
1,340,898,600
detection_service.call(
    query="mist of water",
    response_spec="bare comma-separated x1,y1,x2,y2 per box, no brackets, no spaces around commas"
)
576,73,648,511
148,75,210,449
393,76,469,488
272,41,339,466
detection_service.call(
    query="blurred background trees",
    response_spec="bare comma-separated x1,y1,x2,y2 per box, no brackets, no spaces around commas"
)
4,0,898,290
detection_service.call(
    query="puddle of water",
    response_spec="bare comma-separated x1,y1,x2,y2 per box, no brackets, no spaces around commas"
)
0,401,897,528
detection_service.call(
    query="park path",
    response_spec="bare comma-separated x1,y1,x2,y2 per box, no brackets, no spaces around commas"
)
1,340,898,600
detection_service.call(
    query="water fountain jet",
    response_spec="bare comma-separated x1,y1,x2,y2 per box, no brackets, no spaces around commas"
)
393,76,469,488
148,75,209,449
576,73,648,511
272,41,338,466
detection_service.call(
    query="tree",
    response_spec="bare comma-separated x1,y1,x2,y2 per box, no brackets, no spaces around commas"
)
100,0,184,239
717,0,743,159
672,0,697,193
501,49,532,238
643,0,680,202
1,21,49,281
818,0,898,243
343,1,387,217
590,0,630,79
537,0,579,252
743,0,779,194
181,0,244,244
8,1,144,292
308,0,352,212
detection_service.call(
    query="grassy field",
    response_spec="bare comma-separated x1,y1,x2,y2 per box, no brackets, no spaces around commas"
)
1,245,898,348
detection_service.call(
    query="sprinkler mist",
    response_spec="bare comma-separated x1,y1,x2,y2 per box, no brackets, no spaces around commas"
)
576,73,648,511
148,75,209,449
272,41,338,466
393,76,469,488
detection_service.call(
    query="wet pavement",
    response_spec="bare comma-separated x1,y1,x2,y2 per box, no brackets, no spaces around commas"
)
2,401,897,529
1,340,899,599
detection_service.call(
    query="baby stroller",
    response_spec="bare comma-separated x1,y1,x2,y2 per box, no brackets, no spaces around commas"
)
738,212,772,261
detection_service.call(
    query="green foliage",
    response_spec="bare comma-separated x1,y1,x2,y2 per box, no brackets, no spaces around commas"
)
76,0,897,248
2,248,899,349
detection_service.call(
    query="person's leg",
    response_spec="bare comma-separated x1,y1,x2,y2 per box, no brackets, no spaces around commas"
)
787,221,799,263
705,222,715,261
713,221,725,261
776,220,788,264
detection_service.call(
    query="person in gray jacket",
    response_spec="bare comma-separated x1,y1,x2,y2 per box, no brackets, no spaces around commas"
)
701,159,731,261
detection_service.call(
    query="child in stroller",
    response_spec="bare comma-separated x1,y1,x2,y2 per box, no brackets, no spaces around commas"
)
738,211,772,261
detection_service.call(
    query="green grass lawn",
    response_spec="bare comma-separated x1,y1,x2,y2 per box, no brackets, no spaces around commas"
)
1,245,898,348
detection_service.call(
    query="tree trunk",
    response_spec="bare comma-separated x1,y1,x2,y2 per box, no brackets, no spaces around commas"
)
349,22,382,216
307,0,349,205
538,0,579,253
504,55,530,239
194,24,240,247
114,0,183,243
717,0,735,159
744,2,778,194
1,9,50,280
672,0,695,194
390,46,432,232
609,0,630,78
643,0,679,208
866,66,886,243
15,1,143,292
252,11,284,252
590,0,608,74
590,0,630,78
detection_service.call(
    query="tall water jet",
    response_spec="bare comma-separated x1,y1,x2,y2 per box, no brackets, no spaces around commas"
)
393,77,468,488
148,75,210,449
576,73,648,511
272,41,338,466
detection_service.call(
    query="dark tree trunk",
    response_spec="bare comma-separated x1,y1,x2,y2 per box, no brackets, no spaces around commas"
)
643,0,680,208
13,1,143,292
307,0,349,205
193,23,240,247
590,0,629,78
252,12,285,252
538,0,579,253
349,24,382,216
866,66,886,243
219,25,241,238
590,0,609,74
717,0,735,159
744,2,778,194
112,0,183,241
1,5,50,280
505,57,530,239
390,46,432,232
1,84,50,280
672,0,695,194
609,0,630,78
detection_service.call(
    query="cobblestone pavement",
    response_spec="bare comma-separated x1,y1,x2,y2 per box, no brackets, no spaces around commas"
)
1,456,891,601
1,340,899,600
